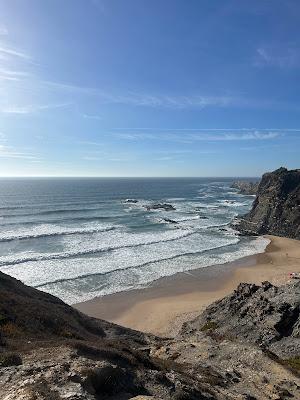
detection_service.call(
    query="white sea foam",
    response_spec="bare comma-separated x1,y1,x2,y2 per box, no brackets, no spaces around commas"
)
1,230,239,290
0,223,115,242
218,200,248,207
166,197,188,201
37,236,270,304
0,227,195,266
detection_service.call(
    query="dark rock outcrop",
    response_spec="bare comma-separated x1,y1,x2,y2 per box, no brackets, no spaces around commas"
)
162,218,178,224
157,281,300,399
145,203,176,211
231,180,260,195
235,167,300,239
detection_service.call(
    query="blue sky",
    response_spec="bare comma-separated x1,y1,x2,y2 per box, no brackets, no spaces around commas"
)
0,0,299,177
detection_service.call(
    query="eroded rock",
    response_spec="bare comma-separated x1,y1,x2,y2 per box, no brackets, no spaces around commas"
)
235,167,300,239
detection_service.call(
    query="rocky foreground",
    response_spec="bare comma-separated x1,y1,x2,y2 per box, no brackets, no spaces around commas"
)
1,270,300,399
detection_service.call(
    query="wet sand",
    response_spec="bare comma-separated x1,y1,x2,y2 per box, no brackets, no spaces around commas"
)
75,235,300,337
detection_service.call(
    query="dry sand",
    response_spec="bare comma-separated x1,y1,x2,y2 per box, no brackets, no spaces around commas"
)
75,235,300,337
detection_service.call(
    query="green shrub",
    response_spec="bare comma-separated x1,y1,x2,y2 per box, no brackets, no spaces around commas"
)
200,321,218,332
284,357,300,371
0,352,22,367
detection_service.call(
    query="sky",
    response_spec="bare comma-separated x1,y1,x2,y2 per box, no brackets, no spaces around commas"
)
0,0,299,177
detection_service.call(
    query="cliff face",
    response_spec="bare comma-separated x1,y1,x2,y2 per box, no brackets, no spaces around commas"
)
181,280,300,359
230,180,259,195
236,167,300,239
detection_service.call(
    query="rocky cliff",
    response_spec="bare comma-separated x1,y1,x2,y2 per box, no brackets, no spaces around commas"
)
181,280,300,359
235,167,300,239
230,180,259,195
1,272,300,399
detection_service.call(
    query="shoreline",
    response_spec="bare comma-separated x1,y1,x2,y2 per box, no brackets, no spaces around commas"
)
75,235,300,337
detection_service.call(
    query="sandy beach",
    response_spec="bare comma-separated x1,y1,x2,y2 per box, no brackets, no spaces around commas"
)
75,235,300,337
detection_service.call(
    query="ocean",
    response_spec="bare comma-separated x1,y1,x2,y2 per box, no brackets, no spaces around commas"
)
0,177,268,304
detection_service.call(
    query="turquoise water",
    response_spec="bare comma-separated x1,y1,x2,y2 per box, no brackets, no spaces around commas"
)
0,177,267,304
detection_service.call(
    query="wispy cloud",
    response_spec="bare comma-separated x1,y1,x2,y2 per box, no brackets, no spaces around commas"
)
239,144,281,151
0,68,30,77
78,141,104,146
112,132,159,141
43,80,235,109
82,155,104,161
0,68,31,82
155,156,175,161
0,144,41,161
0,36,299,120
0,132,6,141
113,128,300,132
0,42,296,113
0,133,41,161
82,113,103,120
0,45,31,60
255,46,300,68
1,102,72,115
111,131,281,143
108,157,132,162
0,26,8,36
41,78,300,111
83,153,133,162
193,132,280,141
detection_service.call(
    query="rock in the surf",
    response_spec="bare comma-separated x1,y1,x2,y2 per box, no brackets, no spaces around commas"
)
124,199,139,203
162,218,178,224
145,203,176,211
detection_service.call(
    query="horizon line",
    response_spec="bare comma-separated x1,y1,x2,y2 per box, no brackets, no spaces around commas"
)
0,175,261,179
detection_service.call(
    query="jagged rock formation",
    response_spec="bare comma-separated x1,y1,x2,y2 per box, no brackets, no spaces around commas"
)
157,281,300,399
1,273,300,399
231,180,259,195
181,281,300,359
235,167,300,239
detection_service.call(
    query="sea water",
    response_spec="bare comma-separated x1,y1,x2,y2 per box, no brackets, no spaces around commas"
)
0,177,268,304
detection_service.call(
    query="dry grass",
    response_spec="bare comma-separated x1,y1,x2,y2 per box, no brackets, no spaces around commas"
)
0,322,22,338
